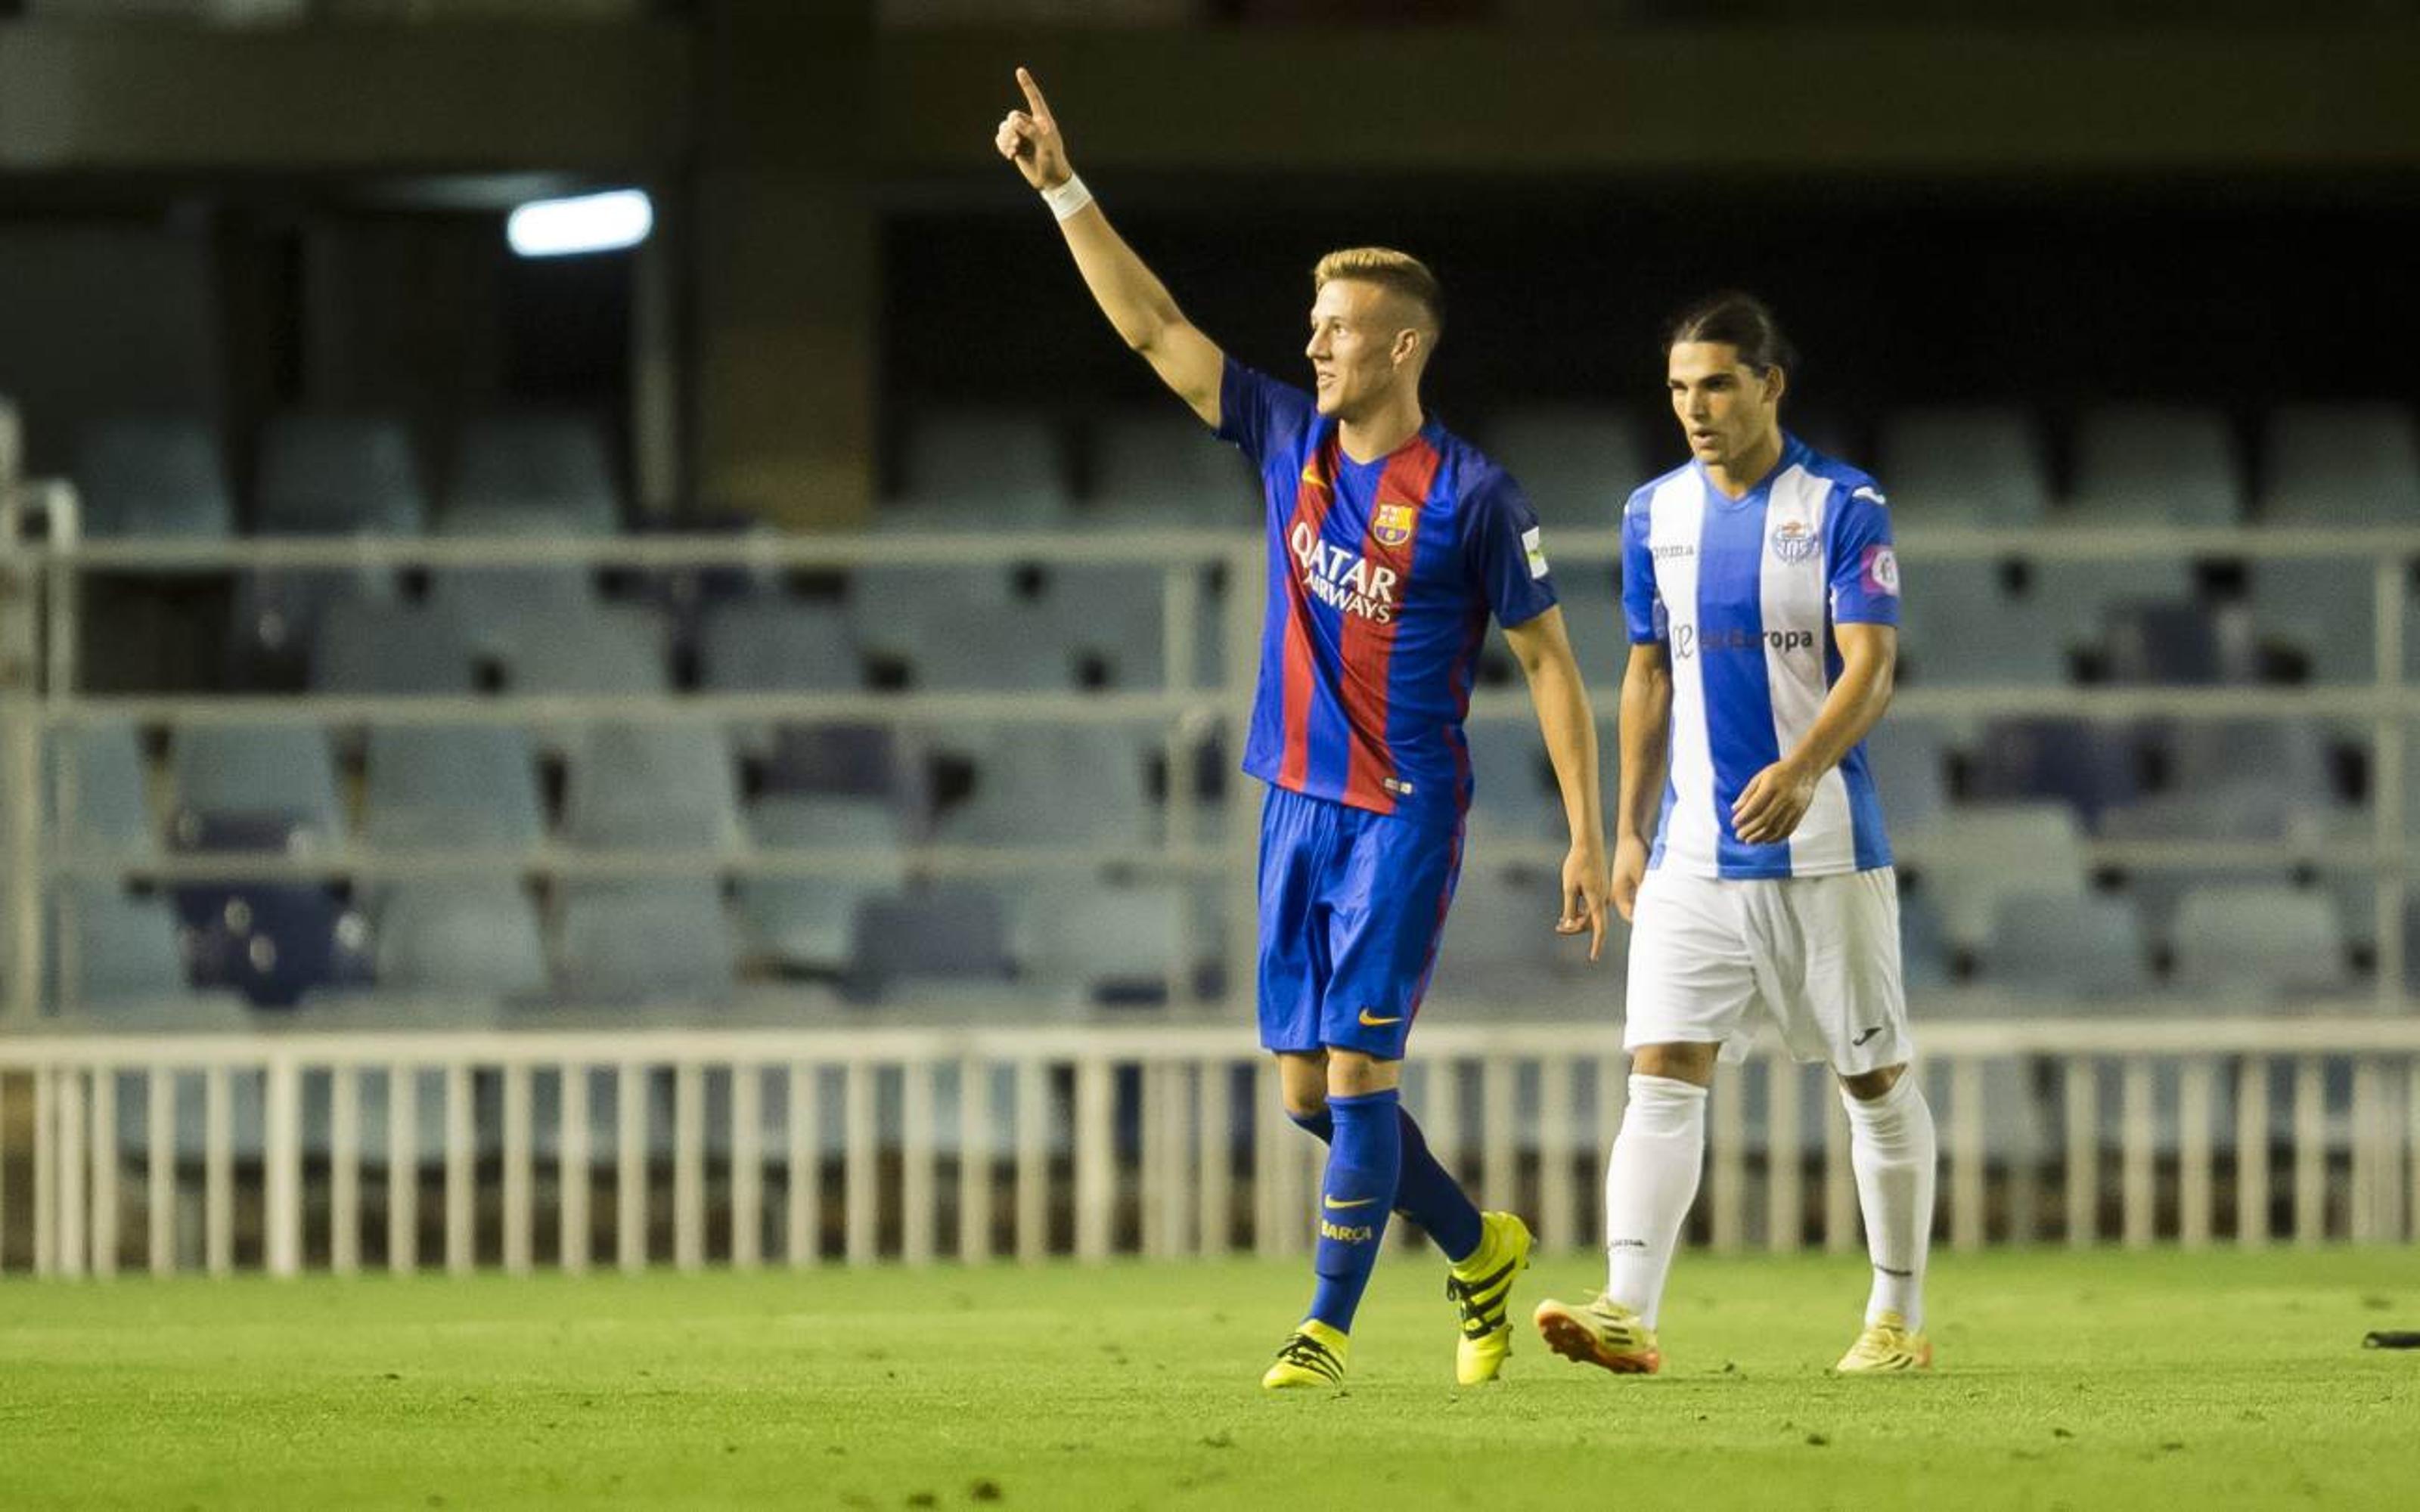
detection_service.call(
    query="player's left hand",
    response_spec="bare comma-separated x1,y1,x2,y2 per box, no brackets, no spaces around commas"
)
1555,839,1611,962
1730,758,1820,845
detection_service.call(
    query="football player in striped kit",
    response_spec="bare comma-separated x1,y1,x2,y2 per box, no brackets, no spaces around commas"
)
1533,293,1937,1377
997,67,1611,1390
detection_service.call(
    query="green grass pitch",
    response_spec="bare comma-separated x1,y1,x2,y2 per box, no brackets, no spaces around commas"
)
3,1247,2415,1510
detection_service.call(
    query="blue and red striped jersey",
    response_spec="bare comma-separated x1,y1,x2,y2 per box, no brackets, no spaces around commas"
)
1218,359,1559,826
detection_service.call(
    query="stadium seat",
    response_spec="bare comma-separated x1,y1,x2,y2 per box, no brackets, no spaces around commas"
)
2248,558,2376,684
1485,406,1646,532
74,416,235,538
557,879,738,1004
170,723,346,844
2099,600,2257,686
2155,717,2335,805
442,414,620,535
737,794,908,976
1897,888,1954,991
845,565,1028,674
562,720,743,852
2167,885,2353,1000
2257,404,2420,525
1894,557,2068,686
255,413,429,536
1976,893,2154,1001
2024,557,2195,658
1087,408,1257,524
1860,718,1955,840
362,725,547,849
51,885,190,1007
892,595,1078,692
50,720,154,857
1463,723,1562,841
1913,802,2087,947
1963,716,2144,832
2096,787,2303,937
849,885,1018,999
1045,565,1225,690
2064,404,2245,525
496,603,671,697
373,880,548,999
892,410,1072,528
169,810,374,1009
932,726,1156,847
1015,875,1192,1003
309,599,476,696
761,723,921,809
1428,857,1601,1014
1548,560,1627,683
698,598,862,693
1874,405,2049,528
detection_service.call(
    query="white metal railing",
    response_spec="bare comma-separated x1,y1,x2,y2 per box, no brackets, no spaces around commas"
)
2,1017,2414,1277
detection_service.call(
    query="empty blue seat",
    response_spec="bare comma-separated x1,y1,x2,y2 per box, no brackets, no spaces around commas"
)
363,725,545,848
1978,893,2152,1000
428,564,600,662
1860,719,1954,838
2027,557,2194,652
442,414,619,535
169,811,373,1009
2064,405,2245,526
892,410,1071,528
170,723,345,843
1918,802,2088,947
75,417,234,538
1088,409,1256,524
1875,406,2049,528
2248,559,2375,684
2100,600,2253,686
498,604,669,696
1485,407,1646,531
53,887,188,1007
1964,717,2143,831
557,880,737,1004
563,720,743,851
374,881,548,999
2257,404,2420,525
2167,885,2352,1000
1464,726,1560,841
850,886,1016,999
49,721,154,857
309,599,476,696
698,599,861,692
737,795,908,975
932,726,1153,846
1015,875,1192,1002
1429,858,1600,1013
255,414,428,535
1896,557,2068,686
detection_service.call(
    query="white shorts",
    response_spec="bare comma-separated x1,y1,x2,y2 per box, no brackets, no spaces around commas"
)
1622,866,1911,1074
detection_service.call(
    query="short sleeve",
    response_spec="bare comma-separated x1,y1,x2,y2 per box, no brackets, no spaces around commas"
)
1621,494,1668,644
1463,470,1559,628
1213,358,1315,470
1826,481,1901,627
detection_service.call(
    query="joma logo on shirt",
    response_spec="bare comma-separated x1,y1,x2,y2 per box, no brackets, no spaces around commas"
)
1291,522,1399,624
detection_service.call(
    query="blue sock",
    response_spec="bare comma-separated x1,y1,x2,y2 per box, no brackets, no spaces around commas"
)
1307,1089,1401,1333
1288,1101,1481,1263
1393,1108,1483,1263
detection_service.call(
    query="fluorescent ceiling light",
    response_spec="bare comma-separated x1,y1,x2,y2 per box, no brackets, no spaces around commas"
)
507,189,653,258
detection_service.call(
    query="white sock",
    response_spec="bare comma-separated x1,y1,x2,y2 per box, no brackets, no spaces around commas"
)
1842,1074,1937,1333
1602,1074,1708,1329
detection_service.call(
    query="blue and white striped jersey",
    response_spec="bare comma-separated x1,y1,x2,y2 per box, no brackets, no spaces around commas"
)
1622,434,1900,880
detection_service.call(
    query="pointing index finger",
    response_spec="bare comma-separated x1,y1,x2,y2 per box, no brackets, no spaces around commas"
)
1015,67,1054,125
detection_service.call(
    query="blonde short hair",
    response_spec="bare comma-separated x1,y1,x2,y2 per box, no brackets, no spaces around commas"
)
1313,247,1443,335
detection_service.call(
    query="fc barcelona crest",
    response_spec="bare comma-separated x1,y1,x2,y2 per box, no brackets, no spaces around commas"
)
1373,502,1416,548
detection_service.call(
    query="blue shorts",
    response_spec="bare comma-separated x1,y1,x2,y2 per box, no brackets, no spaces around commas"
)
1256,784,1466,1062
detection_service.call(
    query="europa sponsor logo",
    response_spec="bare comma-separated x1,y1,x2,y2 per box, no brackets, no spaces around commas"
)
1674,624,1816,658
1290,522,1399,623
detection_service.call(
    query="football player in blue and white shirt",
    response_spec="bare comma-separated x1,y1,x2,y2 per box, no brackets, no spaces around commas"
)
1534,293,1937,1376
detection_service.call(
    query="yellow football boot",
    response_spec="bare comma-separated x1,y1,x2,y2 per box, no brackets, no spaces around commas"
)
1833,1311,1931,1373
1445,1210,1534,1385
1531,1293,1662,1375
1261,1318,1350,1390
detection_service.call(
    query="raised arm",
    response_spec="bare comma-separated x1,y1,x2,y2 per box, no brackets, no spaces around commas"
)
996,67,1226,426
1502,606,1611,961
1611,641,1674,923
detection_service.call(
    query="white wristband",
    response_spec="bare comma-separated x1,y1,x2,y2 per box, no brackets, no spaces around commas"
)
1041,174,1094,222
